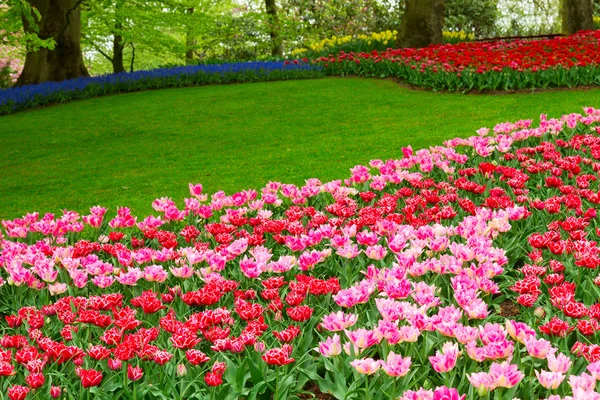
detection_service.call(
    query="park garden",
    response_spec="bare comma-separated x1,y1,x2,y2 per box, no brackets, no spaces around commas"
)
1,1,600,399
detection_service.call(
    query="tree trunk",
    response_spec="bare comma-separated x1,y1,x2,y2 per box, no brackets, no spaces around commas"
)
185,7,197,63
561,0,594,34
16,0,89,86
112,34,126,74
397,0,445,48
265,0,282,57
112,0,126,73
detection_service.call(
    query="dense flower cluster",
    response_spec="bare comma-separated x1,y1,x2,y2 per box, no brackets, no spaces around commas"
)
2,109,600,399
290,30,399,57
316,30,600,92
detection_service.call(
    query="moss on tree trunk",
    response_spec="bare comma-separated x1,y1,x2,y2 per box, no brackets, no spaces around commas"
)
397,0,445,48
16,0,89,86
561,0,594,34
265,0,282,57
186,7,197,63
112,34,126,74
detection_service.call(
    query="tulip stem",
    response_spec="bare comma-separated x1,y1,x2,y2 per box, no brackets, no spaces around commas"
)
275,368,280,400
365,376,370,400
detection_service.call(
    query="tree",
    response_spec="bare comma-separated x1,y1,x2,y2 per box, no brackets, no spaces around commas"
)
15,0,89,86
561,0,593,34
397,0,445,48
82,0,132,74
445,0,498,37
185,7,196,62
264,0,282,56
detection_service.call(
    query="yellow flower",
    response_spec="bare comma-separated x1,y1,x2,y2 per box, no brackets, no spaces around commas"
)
290,48,307,56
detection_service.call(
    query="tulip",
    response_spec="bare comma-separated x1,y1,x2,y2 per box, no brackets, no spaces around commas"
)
127,364,143,381
50,386,61,399
350,358,380,375
262,346,295,366
79,369,103,388
535,370,565,390
316,334,342,357
7,385,30,400
177,364,187,377
380,351,411,377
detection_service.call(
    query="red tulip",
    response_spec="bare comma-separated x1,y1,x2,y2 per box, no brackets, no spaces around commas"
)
0,362,15,376
108,358,122,370
7,385,30,400
262,345,295,366
286,305,313,322
185,350,210,365
540,316,573,337
87,345,111,360
79,369,103,388
26,373,45,389
273,326,301,343
50,386,61,398
127,364,144,381
204,372,223,387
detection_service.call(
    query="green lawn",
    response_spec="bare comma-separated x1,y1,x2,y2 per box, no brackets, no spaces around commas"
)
1,78,599,219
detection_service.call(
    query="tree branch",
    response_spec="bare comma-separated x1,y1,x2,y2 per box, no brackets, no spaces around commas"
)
82,34,113,62
130,42,135,73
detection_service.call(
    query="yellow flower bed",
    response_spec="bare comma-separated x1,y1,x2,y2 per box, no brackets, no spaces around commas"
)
443,31,475,43
301,30,398,54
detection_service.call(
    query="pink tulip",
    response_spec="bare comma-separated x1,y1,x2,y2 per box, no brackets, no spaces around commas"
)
429,342,460,373
321,311,357,331
380,351,411,377
535,370,565,390
488,361,524,389
345,328,381,349
350,358,380,375
316,334,341,357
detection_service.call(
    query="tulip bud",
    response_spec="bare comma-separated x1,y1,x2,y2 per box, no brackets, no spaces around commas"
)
50,386,61,399
534,307,545,319
477,384,488,398
176,364,187,377
254,342,266,353
108,358,122,370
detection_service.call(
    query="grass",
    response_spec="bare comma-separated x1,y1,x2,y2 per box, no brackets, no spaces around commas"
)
0,77,599,219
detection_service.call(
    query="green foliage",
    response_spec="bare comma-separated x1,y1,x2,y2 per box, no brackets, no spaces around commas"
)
81,0,231,74
0,0,55,51
444,0,499,37
0,66,12,89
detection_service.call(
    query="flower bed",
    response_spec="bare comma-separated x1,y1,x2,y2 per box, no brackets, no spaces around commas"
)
315,30,600,92
2,109,600,399
0,61,321,116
